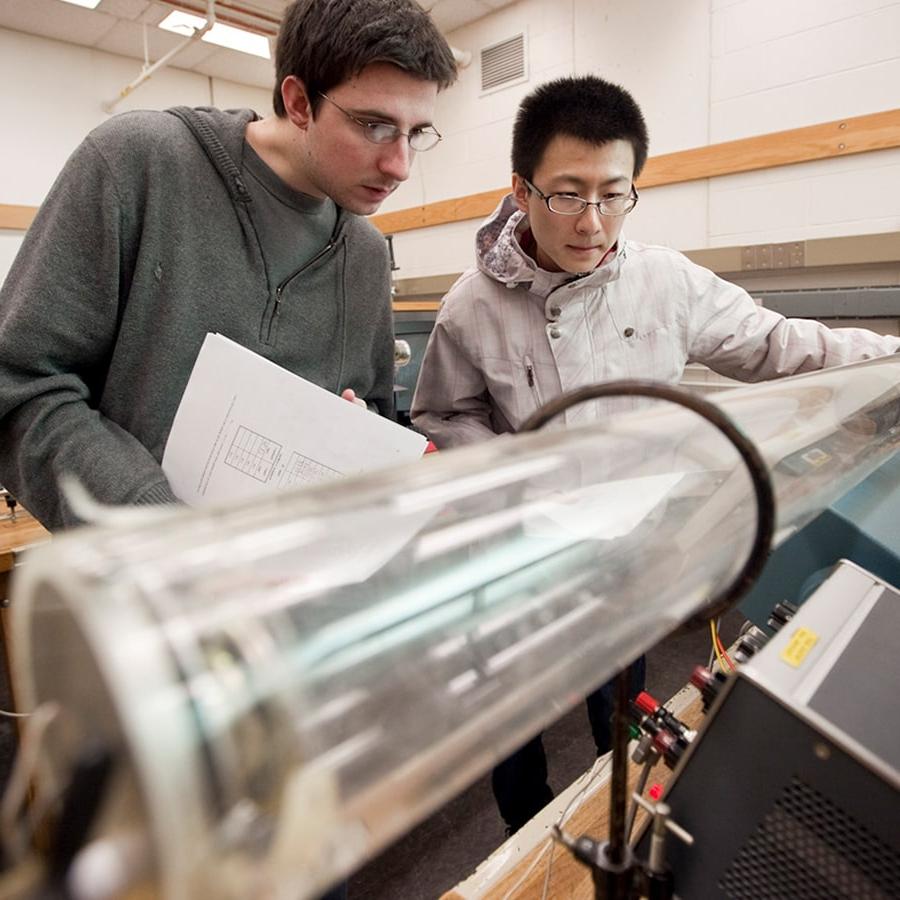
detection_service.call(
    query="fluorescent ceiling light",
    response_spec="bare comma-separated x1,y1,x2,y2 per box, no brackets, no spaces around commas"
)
158,10,271,59
58,0,103,8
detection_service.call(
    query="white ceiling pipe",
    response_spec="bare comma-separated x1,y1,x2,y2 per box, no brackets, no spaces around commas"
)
102,0,217,113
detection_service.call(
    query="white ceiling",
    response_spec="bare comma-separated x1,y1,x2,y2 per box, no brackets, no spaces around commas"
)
0,0,515,89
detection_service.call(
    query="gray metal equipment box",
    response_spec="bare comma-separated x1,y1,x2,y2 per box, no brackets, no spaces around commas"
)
643,560,900,899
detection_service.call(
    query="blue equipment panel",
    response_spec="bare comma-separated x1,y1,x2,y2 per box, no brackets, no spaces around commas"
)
739,452,900,626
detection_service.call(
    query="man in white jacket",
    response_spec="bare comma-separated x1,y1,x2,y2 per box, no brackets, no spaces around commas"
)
412,78,899,443
411,75,900,834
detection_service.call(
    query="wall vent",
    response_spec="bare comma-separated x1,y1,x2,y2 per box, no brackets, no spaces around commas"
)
480,33,527,94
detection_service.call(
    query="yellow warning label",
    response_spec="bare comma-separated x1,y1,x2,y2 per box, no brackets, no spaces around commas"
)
781,627,819,668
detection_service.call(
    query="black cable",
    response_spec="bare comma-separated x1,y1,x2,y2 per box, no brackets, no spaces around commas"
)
517,379,776,621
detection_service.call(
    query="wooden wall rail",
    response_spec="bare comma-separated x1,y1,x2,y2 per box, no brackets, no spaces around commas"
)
0,204,37,232
3,108,898,235
371,108,900,235
638,108,900,187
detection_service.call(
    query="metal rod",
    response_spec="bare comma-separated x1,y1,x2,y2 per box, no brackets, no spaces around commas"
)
625,756,654,843
607,666,632,863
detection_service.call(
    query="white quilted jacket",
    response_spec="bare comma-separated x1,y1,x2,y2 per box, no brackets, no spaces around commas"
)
411,195,900,447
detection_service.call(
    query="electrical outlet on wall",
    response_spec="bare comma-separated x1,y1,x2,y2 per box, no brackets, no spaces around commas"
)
741,241,806,271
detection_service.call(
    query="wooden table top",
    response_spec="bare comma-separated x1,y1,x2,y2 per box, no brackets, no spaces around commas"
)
0,507,50,609
0,507,49,574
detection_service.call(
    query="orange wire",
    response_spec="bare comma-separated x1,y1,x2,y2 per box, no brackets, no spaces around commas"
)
714,625,736,671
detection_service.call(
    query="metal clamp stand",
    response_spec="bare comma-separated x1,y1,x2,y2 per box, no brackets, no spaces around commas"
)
553,667,642,899
552,675,695,900
630,794,693,900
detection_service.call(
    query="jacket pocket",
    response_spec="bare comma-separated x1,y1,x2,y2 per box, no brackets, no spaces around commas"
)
524,354,543,408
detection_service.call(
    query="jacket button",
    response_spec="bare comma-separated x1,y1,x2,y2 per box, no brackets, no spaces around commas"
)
623,327,635,338
550,305,561,318
549,326,561,339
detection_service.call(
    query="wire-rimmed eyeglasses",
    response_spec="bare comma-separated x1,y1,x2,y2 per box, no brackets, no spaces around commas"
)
523,177,639,216
318,92,442,152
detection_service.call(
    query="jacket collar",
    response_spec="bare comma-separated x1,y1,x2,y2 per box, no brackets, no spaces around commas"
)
167,106,351,238
476,193,626,298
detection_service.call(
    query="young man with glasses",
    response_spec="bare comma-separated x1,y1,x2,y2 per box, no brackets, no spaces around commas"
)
0,0,456,531
411,74,900,835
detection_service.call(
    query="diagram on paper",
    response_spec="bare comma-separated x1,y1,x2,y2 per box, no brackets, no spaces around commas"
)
279,451,341,487
225,425,342,487
163,334,427,506
225,426,282,482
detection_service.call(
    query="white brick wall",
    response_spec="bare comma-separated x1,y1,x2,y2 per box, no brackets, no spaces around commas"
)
709,149,900,245
390,0,900,279
703,0,900,249
709,2,900,135
3,1,899,284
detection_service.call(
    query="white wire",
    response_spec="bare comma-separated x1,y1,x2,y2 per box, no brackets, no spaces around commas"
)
500,752,614,900
499,837,553,900
0,710,31,719
538,839,557,900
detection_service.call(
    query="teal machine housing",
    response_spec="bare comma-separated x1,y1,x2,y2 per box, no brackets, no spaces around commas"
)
740,451,900,626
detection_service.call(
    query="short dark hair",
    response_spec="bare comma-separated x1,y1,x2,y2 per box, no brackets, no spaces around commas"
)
511,76,649,181
273,0,458,117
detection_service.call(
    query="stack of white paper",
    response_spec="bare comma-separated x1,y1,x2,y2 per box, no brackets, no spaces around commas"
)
163,333,426,506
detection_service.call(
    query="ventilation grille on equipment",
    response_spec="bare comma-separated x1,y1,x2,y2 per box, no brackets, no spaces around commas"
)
480,33,526,93
719,777,900,899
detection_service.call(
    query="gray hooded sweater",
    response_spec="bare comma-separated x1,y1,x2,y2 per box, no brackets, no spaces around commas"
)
0,107,395,530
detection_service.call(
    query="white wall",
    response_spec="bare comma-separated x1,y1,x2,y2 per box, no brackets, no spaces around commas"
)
705,0,900,247
0,27,272,282
387,0,900,279
3,2,900,284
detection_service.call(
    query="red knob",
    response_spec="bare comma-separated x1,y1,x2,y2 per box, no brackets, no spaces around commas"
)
652,729,676,755
635,691,659,716
690,665,714,691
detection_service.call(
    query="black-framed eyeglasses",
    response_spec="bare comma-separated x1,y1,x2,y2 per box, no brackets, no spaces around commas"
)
318,92,442,152
523,177,639,216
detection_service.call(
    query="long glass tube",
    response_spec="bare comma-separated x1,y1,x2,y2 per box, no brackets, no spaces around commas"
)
11,356,900,899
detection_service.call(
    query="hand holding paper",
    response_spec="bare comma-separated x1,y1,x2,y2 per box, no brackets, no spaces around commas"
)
162,334,426,506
